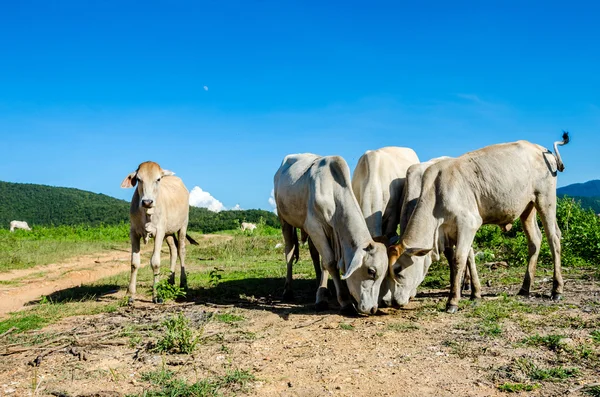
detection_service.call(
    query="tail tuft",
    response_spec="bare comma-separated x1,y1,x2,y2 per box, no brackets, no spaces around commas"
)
561,130,570,145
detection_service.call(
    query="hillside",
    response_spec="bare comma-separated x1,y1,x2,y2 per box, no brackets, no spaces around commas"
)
557,180,600,197
0,181,280,231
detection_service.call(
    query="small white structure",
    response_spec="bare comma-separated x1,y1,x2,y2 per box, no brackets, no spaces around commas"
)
10,221,31,232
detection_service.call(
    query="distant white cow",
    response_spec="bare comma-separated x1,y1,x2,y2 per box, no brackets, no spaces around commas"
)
121,161,199,304
274,153,388,315
9,221,32,232
241,222,257,232
388,133,569,313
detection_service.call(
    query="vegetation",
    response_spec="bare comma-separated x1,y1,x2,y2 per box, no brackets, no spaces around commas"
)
155,313,200,354
497,382,539,392
155,280,187,302
0,180,280,232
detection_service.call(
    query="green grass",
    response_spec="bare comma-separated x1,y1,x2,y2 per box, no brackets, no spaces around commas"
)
339,323,354,331
584,386,600,397
522,334,566,351
155,313,200,354
497,382,539,392
529,366,579,381
213,312,245,324
591,330,600,344
387,322,420,332
155,279,186,302
0,224,130,272
137,367,255,397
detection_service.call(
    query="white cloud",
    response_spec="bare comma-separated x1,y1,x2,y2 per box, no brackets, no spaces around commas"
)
189,186,225,212
231,204,242,210
268,189,277,214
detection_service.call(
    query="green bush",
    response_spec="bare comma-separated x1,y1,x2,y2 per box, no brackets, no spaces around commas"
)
155,313,199,354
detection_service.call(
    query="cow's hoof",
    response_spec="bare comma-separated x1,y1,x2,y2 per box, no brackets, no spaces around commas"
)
517,289,530,297
446,304,458,314
315,300,329,312
153,296,164,304
127,297,135,306
551,293,562,301
282,289,294,302
168,275,175,286
340,304,359,317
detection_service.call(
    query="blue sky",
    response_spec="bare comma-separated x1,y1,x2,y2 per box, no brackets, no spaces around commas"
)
1,1,598,211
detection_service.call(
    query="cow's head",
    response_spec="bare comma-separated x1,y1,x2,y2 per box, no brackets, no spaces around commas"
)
121,161,175,209
341,241,388,314
384,242,432,306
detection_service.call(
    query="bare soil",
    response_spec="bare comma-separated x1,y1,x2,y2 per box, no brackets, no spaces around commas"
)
0,238,599,397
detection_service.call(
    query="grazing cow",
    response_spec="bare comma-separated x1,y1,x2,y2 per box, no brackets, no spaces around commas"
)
386,156,478,307
388,133,569,313
351,146,419,305
9,220,32,232
121,161,199,304
274,153,388,315
352,147,420,239
241,222,257,232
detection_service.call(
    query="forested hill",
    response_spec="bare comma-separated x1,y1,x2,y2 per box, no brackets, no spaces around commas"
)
0,181,280,232
557,180,600,214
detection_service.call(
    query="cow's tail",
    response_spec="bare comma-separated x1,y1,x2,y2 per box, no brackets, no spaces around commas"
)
172,233,200,247
553,131,570,172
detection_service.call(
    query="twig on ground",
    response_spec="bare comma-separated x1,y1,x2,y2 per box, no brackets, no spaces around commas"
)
28,344,70,367
0,327,17,339
204,302,235,308
568,383,600,393
293,318,325,329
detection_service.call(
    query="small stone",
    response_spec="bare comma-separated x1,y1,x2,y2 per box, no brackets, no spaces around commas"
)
287,382,293,388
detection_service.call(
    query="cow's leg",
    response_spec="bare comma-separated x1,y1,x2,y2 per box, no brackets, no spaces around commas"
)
178,228,188,291
305,226,352,313
518,204,542,297
535,197,563,300
281,221,297,301
467,248,481,300
307,237,323,289
165,235,177,286
447,225,478,313
127,230,141,304
151,230,166,303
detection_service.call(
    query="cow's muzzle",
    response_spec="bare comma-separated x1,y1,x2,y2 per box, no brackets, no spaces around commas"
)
142,199,154,208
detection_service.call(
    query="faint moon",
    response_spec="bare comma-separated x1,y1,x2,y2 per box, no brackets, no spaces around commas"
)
203,86,208,91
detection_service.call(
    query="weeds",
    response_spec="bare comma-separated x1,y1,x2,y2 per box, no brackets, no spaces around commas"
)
591,330,600,344
155,280,186,302
213,313,245,324
387,322,420,332
339,323,354,331
155,313,199,354
497,382,539,392
522,334,566,351
584,386,600,397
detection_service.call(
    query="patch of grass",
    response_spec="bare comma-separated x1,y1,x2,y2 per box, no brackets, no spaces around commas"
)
591,330,600,344
155,313,199,354
339,323,354,331
138,367,255,397
387,322,420,332
155,280,186,302
529,366,579,381
584,386,600,397
213,313,245,323
498,382,539,392
523,334,566,351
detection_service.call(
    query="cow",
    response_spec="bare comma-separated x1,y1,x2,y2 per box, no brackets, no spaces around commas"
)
9,220,32,232
388,133,569,313
241,222,257,232
386,156,479,307
352,146,420,239
274,153,388,315
351,146,420,305
121,161,199,304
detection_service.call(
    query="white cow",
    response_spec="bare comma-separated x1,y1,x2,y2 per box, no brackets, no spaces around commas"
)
9,220,32,232
121,161,198,304
352,147,420,239
387,156,479,306
241,222,257,232
388,133,569,313
274,153,388,315
351,146,419,305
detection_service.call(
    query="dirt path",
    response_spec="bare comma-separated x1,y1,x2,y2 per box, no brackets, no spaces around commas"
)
0,234,232,317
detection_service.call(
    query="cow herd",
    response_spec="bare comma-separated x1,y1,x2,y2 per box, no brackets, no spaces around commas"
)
120,133,570,315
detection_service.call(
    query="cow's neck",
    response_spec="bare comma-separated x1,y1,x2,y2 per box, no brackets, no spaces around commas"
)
330,195,371,269
401,186,438,251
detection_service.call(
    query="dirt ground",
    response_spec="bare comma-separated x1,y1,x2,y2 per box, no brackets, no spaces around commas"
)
0,236,599,397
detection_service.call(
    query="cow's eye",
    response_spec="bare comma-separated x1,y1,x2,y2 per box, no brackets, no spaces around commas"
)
367,267,377,278
156,177,161,182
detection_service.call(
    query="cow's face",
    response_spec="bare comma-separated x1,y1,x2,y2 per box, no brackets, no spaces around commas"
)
386,244,432,306
121,161,174,209
342,241,388,314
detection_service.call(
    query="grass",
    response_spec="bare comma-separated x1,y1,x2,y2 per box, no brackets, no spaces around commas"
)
522,334,566,351
591,330,600,344
498,382,540,392
138,366,255,397
213,313,245,324
155,313,200,354
584,386,600,397
339,323,354,331
387,322,420,332
155,279,186,302
529,366,579,381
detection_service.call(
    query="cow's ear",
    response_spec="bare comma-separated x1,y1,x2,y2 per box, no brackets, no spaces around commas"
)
405,247,432,257
372,236,390,247
341,250,365,280
121,172,137,188
161,169,175,177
